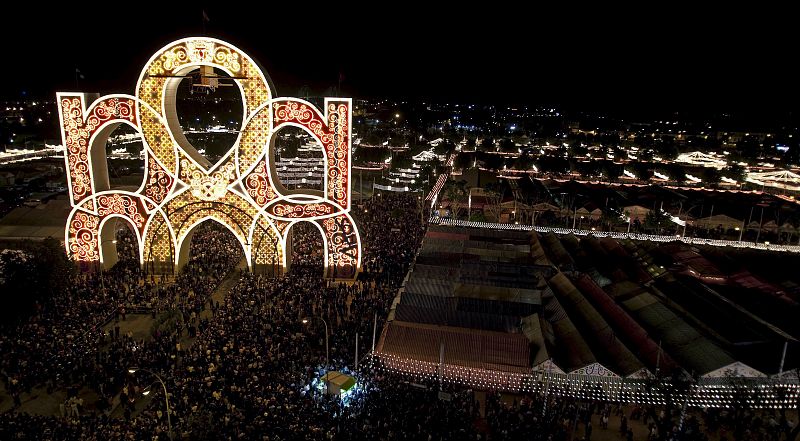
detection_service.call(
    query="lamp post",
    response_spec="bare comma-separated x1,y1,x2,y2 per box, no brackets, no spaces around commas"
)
128,367,173,441
681,204,702,238
302,317,329,394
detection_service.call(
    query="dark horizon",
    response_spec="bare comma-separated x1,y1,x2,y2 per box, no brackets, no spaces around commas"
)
2,5,797,117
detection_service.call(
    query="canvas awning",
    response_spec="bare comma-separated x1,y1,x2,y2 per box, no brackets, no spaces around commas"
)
695,214,743,230
321,371,356,394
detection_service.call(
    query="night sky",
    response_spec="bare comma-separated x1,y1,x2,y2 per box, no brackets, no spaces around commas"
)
1,5,797,114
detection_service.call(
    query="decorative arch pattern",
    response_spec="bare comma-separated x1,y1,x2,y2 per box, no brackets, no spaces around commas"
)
58,37,360,279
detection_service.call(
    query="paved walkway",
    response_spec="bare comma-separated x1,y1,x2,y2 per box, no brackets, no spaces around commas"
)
110,258,247,418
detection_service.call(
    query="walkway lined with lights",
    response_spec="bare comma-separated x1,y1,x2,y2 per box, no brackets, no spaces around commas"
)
429,216,800,253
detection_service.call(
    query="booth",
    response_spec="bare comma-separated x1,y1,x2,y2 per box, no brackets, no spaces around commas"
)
321,371,356,395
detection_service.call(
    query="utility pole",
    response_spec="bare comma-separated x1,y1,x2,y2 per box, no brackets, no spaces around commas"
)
678,371,696,435
756,206,765,243
779,340,788,374
438,340,445,390
738,218,745,242
371,312,377,352
655,340,662,377
706,204,714,234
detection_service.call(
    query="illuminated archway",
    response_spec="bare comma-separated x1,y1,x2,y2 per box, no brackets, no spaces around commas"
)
176,217,245,273
98,215,142,270
59,37,361,279
284,220,326,272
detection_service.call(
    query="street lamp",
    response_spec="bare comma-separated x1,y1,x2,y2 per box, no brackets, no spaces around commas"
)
128,367,173,441
302,317,329,394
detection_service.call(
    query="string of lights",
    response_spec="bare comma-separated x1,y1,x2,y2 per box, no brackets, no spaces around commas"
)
370,353,800,409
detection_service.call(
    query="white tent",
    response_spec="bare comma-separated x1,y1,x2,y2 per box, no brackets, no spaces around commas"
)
626,368,654,379
762,220,779,232
694,214,744,230
569,362,620,377
700,362,766,378
532,359,565,374
624,205,651,220
770,369,799,380
531,202,562,213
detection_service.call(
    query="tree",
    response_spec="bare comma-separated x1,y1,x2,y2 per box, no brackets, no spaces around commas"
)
600,162,621,181
389,134,406,147
277,136,301,158
599,210,621,231
701,167,722,186
433,140,455,156
354,146,390,164
481,153,505,171
499,138,517,153
644,209,669,233
721,164,746,183
125,141,143,158
482,182,506,222
469,211,487,222
391,151,413,170
599,133,620,147
655,136,679,160
632,162,652,181
515,154,534,171
478,138,495,152
568,140,588,158
453,153,473,170
573,160,600,178
537,156,570,175
443,180,468,219
464,137,476,151
664,164,686,183
736,135,762,162
363,131,382,146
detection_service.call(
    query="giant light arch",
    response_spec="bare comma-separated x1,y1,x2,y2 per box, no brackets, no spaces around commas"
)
58,37,361,279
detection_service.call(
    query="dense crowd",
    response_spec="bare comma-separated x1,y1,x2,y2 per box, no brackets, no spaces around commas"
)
1,193,793,440
0,222,242,421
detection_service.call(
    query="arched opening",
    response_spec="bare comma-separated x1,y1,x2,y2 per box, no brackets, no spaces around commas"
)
103,124,145,191
99,217,140,270
286,221,325,275
272,126,325,194
176,219,245,286
89,121,145,193
171,67,244,166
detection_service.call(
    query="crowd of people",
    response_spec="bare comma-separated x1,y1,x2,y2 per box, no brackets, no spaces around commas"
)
0,222,243,422
1,192,793,440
